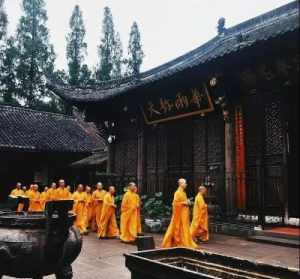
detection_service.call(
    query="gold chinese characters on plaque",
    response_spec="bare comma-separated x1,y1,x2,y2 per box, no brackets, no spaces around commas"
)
141,84,214,124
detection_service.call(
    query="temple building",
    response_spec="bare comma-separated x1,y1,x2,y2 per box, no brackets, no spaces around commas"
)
50,1,299,225
0,105,105,200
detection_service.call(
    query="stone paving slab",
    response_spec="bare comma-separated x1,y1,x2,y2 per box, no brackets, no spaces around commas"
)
3,233,299,278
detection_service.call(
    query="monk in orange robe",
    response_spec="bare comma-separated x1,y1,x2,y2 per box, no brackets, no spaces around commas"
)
40,186,49,211
98,186,119,238
161,178,197,249
91,182,106,232
56,179,72,200
190,186,209,242
85,186,93,229
72,184,88,235
47,182,57,201
120,182,141,243
28,184,42,212
10,182,25,212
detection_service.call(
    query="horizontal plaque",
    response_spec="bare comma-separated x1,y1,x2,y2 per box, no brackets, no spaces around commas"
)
141,83,214,124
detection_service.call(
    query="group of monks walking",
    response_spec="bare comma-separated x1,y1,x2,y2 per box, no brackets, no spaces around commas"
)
9,177,209,248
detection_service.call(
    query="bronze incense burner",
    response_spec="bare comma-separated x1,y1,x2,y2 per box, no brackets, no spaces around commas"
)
0,200,82,279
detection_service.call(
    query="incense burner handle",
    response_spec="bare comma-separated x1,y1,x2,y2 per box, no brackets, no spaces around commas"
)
0,245,13,264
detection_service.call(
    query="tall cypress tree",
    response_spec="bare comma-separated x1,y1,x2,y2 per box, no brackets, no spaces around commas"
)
111,32,123,79
15,0,56,107
0,0,7,41
66,5,88,86
0,0,18,104
127,22,144,76
97,6,115,81
0,37,19,104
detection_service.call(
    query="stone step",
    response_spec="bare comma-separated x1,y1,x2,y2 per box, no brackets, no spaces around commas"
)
254,230,300,241
247,235,300,248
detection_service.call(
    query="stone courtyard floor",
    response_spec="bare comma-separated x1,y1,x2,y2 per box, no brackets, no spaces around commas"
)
4,233,299,279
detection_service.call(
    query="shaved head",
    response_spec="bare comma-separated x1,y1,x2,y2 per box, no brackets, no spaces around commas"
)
178,178,187,189
108,186,116,194
77,184,84,192
199,185,207,195
96,182,103,190
128,182,136,191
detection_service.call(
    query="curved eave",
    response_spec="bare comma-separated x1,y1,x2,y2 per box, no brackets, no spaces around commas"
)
48,1,299,104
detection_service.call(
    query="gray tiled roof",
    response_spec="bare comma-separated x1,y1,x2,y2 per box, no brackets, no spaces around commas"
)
48,1,299,103
0,105,104,152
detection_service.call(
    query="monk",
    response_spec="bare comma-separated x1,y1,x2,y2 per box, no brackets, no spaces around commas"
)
56,179,72,200
161,178,197,249
85,186,93,229
120,182,141,243
72,184,88,235
97,186,119,239
10,182,25,212
40,186,49,211
47,182,57,201
190,186,209,242
91,182,106,232
28,184,42,212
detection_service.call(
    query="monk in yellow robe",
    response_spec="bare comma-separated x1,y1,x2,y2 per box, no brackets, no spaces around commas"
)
40,186,49,211
85,186,93,229
120,182,141,243
161,178,197,249
28,184,42,212
10,182,25,212
47,182,57,201
98,186,119,238
91,182,106,232
190,186,209,242
56,179,72,200
72,184,88,235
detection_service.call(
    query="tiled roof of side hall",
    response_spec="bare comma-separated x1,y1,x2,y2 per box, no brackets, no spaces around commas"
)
0,105,105,153
48,1,299,103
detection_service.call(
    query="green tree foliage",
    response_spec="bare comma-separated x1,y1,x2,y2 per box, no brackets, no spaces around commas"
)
126,22,144,76
111,32,123,79
97,6,117,81
15,0,56,107
0,0,7,41
66,5,89,86
0,1,19,105
0,37,19,105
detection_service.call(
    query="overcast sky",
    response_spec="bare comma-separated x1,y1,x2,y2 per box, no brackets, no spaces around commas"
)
4,0,292,72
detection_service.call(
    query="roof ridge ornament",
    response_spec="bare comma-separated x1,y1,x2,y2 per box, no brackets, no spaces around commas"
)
217,17,227,36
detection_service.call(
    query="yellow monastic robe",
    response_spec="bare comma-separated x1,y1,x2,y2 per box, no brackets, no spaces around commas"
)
56,187,72,200
72,191,88,234
25,189,33,198
190,193,209,241
97,192,119,238
47,188,57,201
91,189,106,231
40,191,49,211
161,187,197,249
85,192,93,229
10,188,25,212
28,191,42,212
120,190,140,242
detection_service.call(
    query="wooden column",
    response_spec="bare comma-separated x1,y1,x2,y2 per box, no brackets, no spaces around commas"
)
106,143,113,173
137,120,145,193
224,110,236,216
